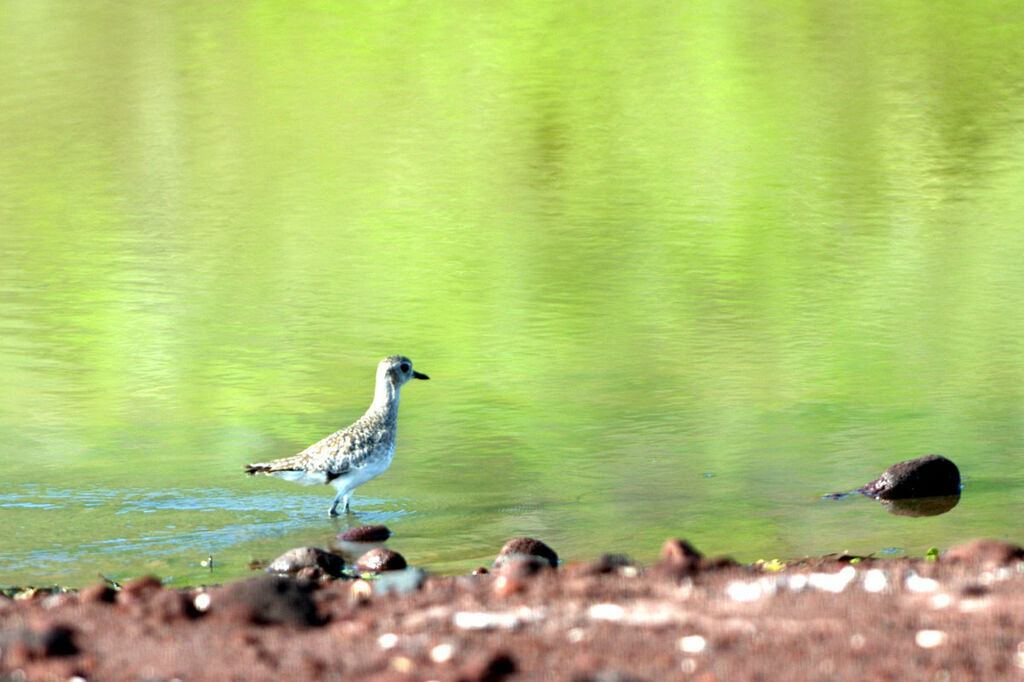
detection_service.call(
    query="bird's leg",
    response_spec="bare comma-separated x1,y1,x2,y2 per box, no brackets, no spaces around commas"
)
328,494,342,517
342,494,351,514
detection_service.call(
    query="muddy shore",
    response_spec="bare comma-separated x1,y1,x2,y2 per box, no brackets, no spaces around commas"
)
3,537,1023,681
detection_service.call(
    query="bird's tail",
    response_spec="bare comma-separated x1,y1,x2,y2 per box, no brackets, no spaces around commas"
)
244,463,270,475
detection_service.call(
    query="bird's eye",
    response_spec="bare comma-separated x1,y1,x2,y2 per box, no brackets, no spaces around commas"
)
400,362,411,373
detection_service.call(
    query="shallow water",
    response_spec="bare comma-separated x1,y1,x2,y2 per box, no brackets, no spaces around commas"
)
3,2,1024,587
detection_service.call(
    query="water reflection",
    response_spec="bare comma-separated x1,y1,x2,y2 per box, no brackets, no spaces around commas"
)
878,495,961,518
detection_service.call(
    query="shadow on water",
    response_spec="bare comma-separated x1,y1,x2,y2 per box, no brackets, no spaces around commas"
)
877,495,961,517
822,489,961,517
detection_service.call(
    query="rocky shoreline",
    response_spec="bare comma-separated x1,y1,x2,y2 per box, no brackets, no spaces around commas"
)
3,535,1024,681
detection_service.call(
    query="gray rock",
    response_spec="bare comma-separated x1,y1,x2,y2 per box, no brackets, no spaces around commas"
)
267,546,344,577
860,454,961,499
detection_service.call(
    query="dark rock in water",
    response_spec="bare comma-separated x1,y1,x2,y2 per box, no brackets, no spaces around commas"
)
267,547,345,578
943,539,1024,567
354,547,407,573
215,576,322,626
374,567,428,595
0,625,78,663
337,524,392,542
860,454,960,499
495,537,559,568
878,494,960,517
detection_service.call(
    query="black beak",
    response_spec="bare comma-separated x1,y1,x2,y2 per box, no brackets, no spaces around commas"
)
413,371,429,380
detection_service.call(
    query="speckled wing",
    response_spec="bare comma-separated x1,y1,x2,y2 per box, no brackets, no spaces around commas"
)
244,427,352,484
244,417,389,482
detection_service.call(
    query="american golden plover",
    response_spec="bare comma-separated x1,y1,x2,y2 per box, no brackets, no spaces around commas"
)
245,355,428,516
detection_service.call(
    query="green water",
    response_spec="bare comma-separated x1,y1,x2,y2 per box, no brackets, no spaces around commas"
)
3,2,1024,587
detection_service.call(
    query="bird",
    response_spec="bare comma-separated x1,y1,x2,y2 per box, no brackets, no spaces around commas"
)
245,355,429,516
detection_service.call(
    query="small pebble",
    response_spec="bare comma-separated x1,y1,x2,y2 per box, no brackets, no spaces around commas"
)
430,642,455,663
915,630,947,648
905,571,940,593
193,592,212,612
727,581,763,602
808,566,857,593
863,569,888,593
589,603,625,621
350,580,373,602
678,635,707,654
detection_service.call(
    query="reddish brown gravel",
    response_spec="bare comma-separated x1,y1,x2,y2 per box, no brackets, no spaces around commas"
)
3,538,1024,681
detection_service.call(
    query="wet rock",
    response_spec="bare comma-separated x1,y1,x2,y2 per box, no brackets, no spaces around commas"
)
337,524,392,542
457,650,517,682
374,567,428,595
860,454,960,499
495,537,558,568
0,624,78,663
267,547,345,578
215,576,323,627
79,583,117,604
943,539,1024,567
354,547,407,573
